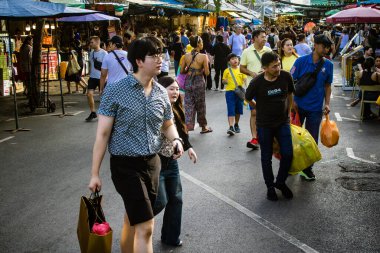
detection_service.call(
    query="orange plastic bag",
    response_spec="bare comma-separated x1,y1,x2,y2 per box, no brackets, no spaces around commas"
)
320,114,339,148
291,109,301,126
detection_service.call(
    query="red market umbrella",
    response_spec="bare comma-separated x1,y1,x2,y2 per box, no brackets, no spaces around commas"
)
326,6,380,23
304,22,316,32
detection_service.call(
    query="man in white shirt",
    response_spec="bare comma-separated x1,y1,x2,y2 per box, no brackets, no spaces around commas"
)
100,35,133,93
228,25,247,57
86,36,108,121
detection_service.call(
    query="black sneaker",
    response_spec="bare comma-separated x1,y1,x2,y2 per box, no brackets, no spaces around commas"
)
85,112,97,121
227,126,235,135
299,168,316,181
267,187,278,201
234,123,241,133
275,183,293,199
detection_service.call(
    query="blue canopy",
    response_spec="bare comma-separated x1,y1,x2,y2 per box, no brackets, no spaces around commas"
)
0,0,65,19
0,0,97,19
58,13,120,22
252,19,263,25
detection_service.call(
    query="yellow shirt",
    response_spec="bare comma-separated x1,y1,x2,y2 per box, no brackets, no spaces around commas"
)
282,55,298,72
240,45,272,83
222,67,247,91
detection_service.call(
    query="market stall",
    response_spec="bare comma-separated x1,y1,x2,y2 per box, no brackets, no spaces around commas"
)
327,6,380,91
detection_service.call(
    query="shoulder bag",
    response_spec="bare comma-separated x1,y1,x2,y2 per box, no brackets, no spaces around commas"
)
294,58,325,97
228,67,246,101
111,50,129,75
92,51,103,71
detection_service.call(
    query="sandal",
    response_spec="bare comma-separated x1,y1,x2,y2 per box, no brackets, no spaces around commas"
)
200,127,213,134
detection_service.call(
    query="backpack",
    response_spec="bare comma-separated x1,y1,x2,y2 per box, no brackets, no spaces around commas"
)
268,34,275,49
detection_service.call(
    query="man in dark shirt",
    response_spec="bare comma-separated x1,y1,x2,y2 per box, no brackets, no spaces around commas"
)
171,35,184,76
210,35,231,90
245,52,295,201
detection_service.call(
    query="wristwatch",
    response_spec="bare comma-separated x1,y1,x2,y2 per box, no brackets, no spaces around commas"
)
173,137,184,145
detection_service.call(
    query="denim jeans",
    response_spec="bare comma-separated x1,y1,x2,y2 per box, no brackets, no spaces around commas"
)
153,158,183,245
257,123,293,188
298,108,323,171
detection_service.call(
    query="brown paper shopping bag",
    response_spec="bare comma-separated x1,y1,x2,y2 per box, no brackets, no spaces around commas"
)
77,192,112,253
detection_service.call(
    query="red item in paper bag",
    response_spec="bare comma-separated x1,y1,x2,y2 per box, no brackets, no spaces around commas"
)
92,222,111,236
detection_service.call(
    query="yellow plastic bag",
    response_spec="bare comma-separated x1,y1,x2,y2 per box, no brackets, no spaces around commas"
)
273,124,322,175
376,95,380,106
320,114,340,148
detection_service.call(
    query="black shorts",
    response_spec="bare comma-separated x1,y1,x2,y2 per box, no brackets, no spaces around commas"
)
110,154,161,226
87,77,100,90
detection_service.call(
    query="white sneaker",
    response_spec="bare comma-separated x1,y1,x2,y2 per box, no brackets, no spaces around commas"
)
220,89,226,92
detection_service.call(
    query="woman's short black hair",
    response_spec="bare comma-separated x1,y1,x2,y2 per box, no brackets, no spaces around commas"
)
127,36,164,73
261,52,279,67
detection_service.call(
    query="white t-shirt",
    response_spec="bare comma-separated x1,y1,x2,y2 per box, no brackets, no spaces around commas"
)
90,49,108,79
101,49,133,84
161,51,170,73
228,34,246,57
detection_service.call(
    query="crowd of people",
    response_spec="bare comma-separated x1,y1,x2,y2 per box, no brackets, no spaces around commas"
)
19,22,375,253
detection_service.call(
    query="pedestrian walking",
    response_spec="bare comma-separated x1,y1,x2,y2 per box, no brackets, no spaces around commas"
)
153,76,197,247
171,35,184,76
180,35,213,134
228,25,247,57
245,52,295,201
267,27,279,52
279,38,298,72
291,34,334,181
240,29,272,149
222,53,246,135
99,35,132,93
85,36,108,121
210,35,231,90
201,32,213,90
66,34,88,94
19,36,33,97
294,34,312,57
88,36,184,253
157,48,170,79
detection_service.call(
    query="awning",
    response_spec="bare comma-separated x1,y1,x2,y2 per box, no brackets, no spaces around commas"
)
226,11,240,18
239,12,255,20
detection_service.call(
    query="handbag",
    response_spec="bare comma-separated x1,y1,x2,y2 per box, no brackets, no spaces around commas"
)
376,95,380,105
77,191,112,253
67,51,81,76
92,51,103,71
228,66,246,101
111,50,129,75
294,58,325,97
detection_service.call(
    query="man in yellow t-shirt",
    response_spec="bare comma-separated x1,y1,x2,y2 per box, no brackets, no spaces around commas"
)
240,29,272,149
222,53,247,135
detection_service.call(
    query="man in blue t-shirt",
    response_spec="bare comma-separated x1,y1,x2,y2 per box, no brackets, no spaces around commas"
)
180,30,189,48
290,34,334,181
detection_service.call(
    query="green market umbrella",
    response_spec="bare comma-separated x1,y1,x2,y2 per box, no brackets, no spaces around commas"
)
325,9,340,16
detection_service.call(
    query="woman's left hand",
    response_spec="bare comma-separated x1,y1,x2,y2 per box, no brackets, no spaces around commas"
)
188,148,197,164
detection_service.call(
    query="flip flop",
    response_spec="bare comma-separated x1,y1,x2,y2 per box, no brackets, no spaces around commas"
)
200,127,213,134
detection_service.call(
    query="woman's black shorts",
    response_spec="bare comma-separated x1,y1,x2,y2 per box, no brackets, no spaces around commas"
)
110,154,161,226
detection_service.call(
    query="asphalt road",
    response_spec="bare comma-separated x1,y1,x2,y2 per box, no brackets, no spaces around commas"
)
0,64,379,253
